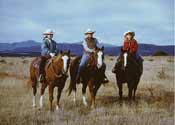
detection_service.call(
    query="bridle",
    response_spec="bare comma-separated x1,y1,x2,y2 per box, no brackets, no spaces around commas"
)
49,55,70,79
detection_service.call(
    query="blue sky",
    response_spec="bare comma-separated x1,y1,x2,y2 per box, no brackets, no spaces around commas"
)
0,0,174,45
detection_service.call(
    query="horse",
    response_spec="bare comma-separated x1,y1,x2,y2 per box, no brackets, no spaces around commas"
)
67,47,106,108
112,50,143,101
28,50,71,111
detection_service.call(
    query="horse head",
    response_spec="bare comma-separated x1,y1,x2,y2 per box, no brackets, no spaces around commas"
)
120,48,129,69
88,46,104,69
59,50,71,74
120,49,136,69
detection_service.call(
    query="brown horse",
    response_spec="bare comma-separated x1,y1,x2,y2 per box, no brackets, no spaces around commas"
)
68,47,106,108
28,50,71,111
112,51,143,101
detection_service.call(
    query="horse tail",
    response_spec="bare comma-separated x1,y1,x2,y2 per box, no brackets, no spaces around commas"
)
27,57,38,88
67,56,81,96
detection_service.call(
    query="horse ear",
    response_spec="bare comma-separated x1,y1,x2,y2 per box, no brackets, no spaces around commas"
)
101,46,104,50
68,50,70,55
60,50,63,54
120,47,124,52
95,46,98,50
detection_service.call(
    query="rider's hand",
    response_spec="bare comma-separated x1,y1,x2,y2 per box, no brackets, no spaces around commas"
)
50,53,55,57
92,49,96,53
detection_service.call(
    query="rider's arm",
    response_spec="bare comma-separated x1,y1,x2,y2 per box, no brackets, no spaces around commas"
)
130,39,138,53
123,41,129,51
41,39,50,55
53,40,58,54
95,39,101,48
82,41,94,53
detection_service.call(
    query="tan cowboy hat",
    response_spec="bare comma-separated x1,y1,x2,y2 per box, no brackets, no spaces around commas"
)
124,31,135,37
84,29,95,35
43,29,54,35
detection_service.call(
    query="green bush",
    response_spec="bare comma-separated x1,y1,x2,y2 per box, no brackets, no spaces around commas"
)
153,51,168,56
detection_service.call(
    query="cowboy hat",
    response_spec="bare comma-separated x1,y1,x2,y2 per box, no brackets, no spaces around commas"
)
43,29,54,35
123,31,135,37
84,29,95,34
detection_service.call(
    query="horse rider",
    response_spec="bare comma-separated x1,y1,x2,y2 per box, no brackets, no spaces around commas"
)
76,29,109,84
112,31,143,73
38,29,58,82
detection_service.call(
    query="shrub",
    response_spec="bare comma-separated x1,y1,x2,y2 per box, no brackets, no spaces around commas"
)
148,58,154,62
22,60,28,64
0,59,7,64
153,51,168,56
157,67,166,79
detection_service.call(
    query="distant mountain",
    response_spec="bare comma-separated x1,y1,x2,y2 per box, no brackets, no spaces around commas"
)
0,40,174,56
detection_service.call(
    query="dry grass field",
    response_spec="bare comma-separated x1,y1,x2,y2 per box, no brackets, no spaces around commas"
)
0,56,174,125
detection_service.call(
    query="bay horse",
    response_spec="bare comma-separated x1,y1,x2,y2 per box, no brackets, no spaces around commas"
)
68,47,106,108
28,50,71,111
112,51,143,101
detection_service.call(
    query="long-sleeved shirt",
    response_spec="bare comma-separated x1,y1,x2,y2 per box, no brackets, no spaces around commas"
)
41,38,57,56
123,39,138,53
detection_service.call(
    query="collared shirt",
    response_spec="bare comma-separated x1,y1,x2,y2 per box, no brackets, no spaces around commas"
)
82,37,101,53
41,38,57,56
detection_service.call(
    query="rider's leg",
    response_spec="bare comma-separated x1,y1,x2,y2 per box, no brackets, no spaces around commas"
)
135,52,143,74
76,53,90,82
38,56,47,82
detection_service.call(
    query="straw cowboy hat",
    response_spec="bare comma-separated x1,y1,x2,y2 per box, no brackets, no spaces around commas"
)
84,29,96,35
43,29,54,35
124,31,135,37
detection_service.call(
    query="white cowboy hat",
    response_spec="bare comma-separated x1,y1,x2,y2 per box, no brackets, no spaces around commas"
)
123,31,135,37
84,29,95,34
43,29,54,35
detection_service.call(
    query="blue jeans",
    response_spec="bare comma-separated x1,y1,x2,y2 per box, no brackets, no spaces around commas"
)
77,53,90,77
135,53,143,62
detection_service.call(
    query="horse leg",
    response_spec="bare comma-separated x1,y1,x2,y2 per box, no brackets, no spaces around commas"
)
94,83,101,97
82,82,88,106
56,87,63,110
73,90,76,105
128,86,133,102
117,82,123,100
133,82,139,101
49,84,54,111
72,81,77,104
39,83,47,109
88,80,95,108
32,85,37,107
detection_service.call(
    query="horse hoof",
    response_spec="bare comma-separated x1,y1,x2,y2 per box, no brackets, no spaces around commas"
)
56,105,62,111
50,109,54,112
83,102,88,107
38,107,43,111
90,105,95,109
32,105,36,108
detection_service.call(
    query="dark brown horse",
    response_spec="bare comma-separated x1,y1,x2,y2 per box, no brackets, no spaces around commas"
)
68,47,106,108
112,51,143,101
28,50,71,111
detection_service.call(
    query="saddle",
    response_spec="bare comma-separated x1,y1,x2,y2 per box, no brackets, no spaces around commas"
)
33,56,52,74
33,57,42,69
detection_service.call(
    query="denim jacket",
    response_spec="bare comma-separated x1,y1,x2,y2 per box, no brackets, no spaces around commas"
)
41,38,57,56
